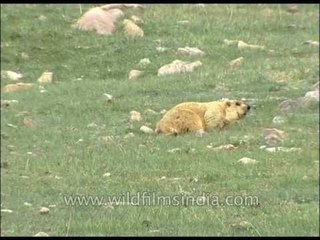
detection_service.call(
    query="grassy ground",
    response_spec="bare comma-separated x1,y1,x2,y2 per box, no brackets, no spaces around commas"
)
1,4,319,236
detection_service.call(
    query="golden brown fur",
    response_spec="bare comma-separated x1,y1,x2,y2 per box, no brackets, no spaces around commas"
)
155,100,250,136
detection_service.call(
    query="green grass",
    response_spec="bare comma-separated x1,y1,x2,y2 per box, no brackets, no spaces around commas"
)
1,4,319,236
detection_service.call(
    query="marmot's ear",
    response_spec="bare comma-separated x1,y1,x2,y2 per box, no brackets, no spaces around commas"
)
226,101,231,107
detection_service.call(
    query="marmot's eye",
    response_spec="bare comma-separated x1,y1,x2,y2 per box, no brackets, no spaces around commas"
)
236,101,241,106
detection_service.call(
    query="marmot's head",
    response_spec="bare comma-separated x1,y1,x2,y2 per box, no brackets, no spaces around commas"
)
223,100,250,123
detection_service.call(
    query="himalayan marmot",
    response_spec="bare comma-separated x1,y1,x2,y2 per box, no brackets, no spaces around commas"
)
155,99,250,136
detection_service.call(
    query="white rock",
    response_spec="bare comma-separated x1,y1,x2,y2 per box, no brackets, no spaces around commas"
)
2,70,23,81
272,116,286,124
156,47,169,52
1,209,13,213
177,20,190,24
130,15,143,24
305,91,319,101
102,93,113,103
158,60,202,76
103,172,111,178
38,15,47,21
176,47,205,56
303,40,319,47
229,57,244,67
223,39,239,46
238,157,258,165
265,147,302,153
21,52,29,59
48,204,56,208
167,148,182,153
129,69,143,80
238,40,265,50
38,72,53,85
34,232,49,237
138,58,151,67
124,132,135,138
130,111,142,122
160,109,167,114
24,202,32,207
140,126,154,134
87,122,98,128
39,207,50,214
212,144,238,151
100,136,114,144
145,109,159,115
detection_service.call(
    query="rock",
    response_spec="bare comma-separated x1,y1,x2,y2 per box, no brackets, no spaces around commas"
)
138,58,151,67
272,116,286,124
231,220,251,229
21,52,29,59
160,109,167,115
1,100,18,108
38,72,53,84
305,91,319,101
130,111,142,122
303,40,319,47
223,39,239,46
130,15,143,24
140,125,154,134
177,20,190,24
103,172,111,178
7,123,18,128
265,147,302,153
145,109,159,115
129,70,143,80
210,144,238,151
286,5,298,14
24,202,32,207
176,47,205,56
296,96,318,108
1,209,13,213
38,15,47,21
238,157,258,165
3,82,34,93
123,19,144,37
156,47,169,52
124,132,135,138
100,136,114,144
157,60,202,76
279,99,300,112
167,148,182,153
23,116,36,128
34,232,49,237
39,207,50,214
229,57,244,68
87,122,98,128
262,128,288,146
1,70,23,81
238,40,265,50
102,93,113,103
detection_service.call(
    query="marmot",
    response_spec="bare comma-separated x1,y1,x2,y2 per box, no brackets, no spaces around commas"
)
155,99,250,136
